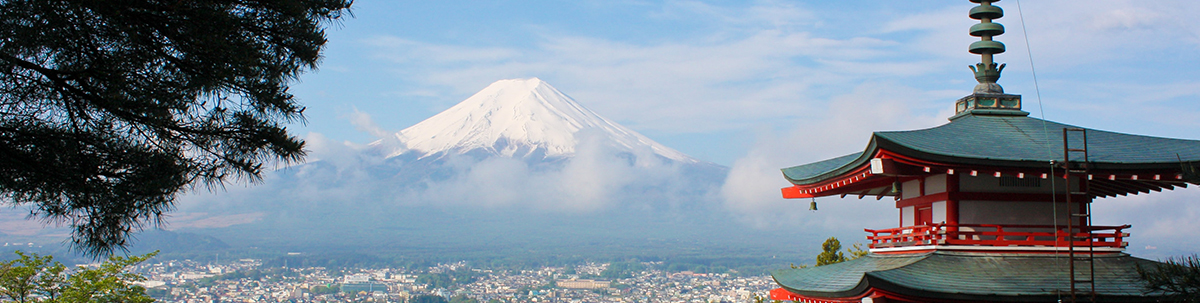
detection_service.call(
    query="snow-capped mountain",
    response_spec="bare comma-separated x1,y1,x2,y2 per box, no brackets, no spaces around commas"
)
380,78,697,163
123,78,738,254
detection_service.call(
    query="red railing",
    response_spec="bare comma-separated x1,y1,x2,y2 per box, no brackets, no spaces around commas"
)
864,223,1130,249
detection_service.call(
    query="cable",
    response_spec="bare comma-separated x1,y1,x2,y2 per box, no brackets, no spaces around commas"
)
1015,1,1066,301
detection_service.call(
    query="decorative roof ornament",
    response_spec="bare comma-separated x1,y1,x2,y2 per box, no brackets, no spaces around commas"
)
967,0,1006,94
952,0,1021,116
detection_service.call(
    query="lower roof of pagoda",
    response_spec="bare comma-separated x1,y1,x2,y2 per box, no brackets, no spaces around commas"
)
780,112,1200,199
770,251,1169,302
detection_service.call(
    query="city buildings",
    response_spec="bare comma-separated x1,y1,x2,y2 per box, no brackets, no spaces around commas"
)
134,259,774,303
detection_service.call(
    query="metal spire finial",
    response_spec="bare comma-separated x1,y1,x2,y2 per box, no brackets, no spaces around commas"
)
967,0,1006,94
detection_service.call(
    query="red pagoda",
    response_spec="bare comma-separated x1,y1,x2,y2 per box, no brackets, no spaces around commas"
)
768,1,1200,302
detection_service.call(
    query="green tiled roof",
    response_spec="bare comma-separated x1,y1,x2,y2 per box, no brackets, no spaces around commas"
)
782,112,1200,185
778,153,861,185
772,251,1169,301
771,253,923,298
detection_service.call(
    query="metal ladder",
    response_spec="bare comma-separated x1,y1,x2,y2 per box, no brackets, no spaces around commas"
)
1062,128,1095,303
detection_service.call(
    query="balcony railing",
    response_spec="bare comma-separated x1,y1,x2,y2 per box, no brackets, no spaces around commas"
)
864,223,1130,249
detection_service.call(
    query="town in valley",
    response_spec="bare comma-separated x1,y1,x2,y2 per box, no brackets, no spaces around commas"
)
132,257,776,303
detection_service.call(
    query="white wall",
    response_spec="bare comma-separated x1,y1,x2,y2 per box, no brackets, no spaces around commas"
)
932,201,947,223
895,174,948,227
901,206,915,227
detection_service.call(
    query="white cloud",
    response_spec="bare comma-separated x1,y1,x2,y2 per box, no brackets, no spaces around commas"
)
346,107,392,139
1089,187,1200,258
720,82,949,233
395,128,702,213
166,123,723,231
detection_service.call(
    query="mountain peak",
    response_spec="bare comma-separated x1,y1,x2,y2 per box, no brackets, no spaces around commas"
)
387,78,696,162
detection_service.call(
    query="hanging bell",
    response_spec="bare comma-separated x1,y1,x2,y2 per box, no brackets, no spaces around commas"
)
809,199,818,211
890,181,902,194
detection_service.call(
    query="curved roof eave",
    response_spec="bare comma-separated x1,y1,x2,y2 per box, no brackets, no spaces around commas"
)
781,140,879,185
773,252,1172,301
771,270,872,299
781,114,1200,185
770,253,929,298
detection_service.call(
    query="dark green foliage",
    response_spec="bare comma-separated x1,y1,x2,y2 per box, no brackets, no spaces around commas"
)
411,294,450,303
815,237,846,266
847,243,869,260
1138,255,1200,302
809,238,868,267
0,0,352,257
665,263,690,272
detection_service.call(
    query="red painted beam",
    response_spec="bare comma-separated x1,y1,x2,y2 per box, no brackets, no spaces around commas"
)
895,192,949,208
769,288,869,303
894,191,1093,208
781,186,814,199
769,288,802,301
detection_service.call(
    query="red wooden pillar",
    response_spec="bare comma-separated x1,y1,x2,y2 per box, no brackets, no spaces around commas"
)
946,173,960,238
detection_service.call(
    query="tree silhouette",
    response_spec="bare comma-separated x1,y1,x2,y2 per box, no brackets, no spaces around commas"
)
1138,254,1200,302
0,0,352,257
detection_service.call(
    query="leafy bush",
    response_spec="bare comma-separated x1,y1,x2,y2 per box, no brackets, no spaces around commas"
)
0,250,156,302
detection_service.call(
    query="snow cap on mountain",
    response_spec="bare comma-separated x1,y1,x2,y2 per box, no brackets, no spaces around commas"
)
388,78,695,162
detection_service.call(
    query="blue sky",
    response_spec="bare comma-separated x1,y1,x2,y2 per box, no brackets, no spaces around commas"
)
273,0,1200,257
290,0,1200,166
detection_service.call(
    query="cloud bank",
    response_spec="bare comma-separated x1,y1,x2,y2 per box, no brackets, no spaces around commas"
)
170,126,726,230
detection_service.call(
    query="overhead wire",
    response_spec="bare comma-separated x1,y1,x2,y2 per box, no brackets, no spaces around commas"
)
1013,1,1066,301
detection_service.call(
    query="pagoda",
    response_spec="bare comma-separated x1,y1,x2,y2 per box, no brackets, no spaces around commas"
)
768,1,1200,302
